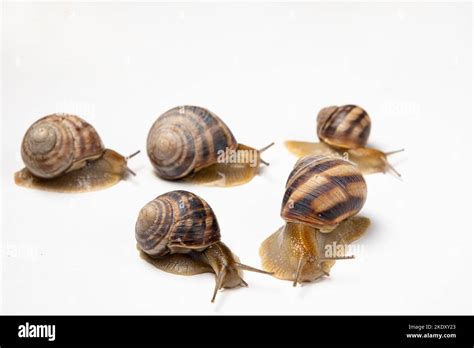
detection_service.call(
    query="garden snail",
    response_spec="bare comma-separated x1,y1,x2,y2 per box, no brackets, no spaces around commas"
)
14,114,139,193
135,190,271,302
259,155,371,285
147,105,274,187
285,105,404,177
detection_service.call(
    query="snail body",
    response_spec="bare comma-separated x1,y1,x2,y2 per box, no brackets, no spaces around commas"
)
260,155,371,285
260,218,370,284
14,114,138,193
135,190,270,302
285,104,404,177
147,106,273,187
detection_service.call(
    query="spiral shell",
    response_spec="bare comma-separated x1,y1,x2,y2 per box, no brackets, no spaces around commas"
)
317,105,371,149
281,155,367,230
21,114,104,179
135,190,221,257
146,106,238,180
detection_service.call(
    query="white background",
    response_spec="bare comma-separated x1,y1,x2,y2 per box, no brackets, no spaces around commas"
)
1,2,472,315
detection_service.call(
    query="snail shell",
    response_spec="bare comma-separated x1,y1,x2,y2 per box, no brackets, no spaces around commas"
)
317,105,371,149
21,114,104,179
281,155,367,232
147,106,238,180
135,190,221,257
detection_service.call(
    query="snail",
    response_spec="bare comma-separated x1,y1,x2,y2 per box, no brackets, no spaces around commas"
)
146,105,274,187
135,190,271,302
14,114,139,193
285,105,404,177
259,155,371,285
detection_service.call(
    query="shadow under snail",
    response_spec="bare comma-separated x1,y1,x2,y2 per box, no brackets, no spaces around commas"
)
135,190,271,302
285,104,404,177
14,114,139,193
146,105,274,187
259,155,371,286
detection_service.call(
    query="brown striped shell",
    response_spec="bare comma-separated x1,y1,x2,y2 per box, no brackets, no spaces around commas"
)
21,114,104,179
135,190,221,257
146,106,238,180
281,155,367,231
317,105,371,149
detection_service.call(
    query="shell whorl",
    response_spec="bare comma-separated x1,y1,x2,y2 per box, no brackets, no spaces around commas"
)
146,106,238,180
317,105,371,149
135,190,221,257
21,114,104,179
281,155,367,230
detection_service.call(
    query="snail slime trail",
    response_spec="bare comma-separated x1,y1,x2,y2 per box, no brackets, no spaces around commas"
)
146,105,274,187
135,190,272,302
285,104,404,177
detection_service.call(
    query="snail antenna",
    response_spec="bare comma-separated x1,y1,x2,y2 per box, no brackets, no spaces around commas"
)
235,262,273,275
382,149,404,178
126,150,141,160
293,257,305,287
239,277,249,288
258,142,275,153
211,267,226,303
321,269,330,277
382,158,402,178
126,167,137,176
385,148,405,156
316,255,354,277
258,142,274,166
125,150,140,176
